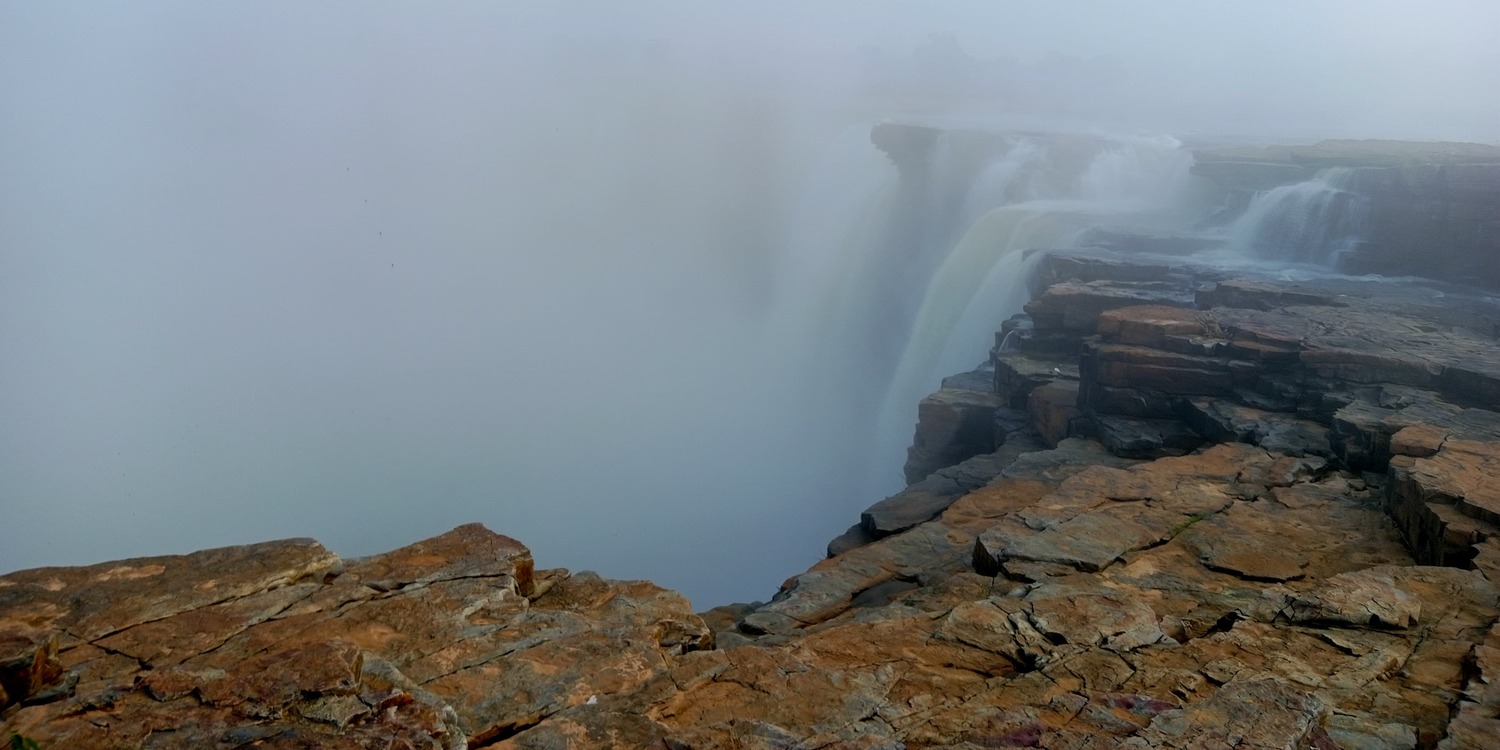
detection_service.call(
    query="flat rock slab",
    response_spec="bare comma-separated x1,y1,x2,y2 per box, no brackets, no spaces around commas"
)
1094,415,1205,459
0,537,340,645
1198,546,1307,582
1184,398,1332,457
0,525,710,748
1026,280,1196,335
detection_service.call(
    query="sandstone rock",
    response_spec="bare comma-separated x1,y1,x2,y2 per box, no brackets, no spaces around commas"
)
1087,343,1235,396
1387,431,1500,574
1028,380,1080,447
0,537,340,645
1179,398,1334,461
861,442,1030,539
1026,280,1195,338
994,351,1078,405
0,525,708,749
1129,677,1327,749
1092,415,1204,459
904,368,1003,484
1196,278,1345,311
1390,423,1449,457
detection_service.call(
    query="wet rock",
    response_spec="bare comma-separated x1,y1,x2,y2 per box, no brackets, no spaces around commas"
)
1196,278,1345,311
1026,280,1196,337
905,368,1003,484
826,522,878,558
1183,398,1333,457
1028,381,1080,447
994,351,1078,406
1092,415,1205,459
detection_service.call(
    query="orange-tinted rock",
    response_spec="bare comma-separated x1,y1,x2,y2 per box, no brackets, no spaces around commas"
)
0,525,707,748
1391,423,1449,457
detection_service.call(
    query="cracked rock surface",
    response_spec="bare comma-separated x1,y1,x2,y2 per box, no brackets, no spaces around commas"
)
1,524,709,748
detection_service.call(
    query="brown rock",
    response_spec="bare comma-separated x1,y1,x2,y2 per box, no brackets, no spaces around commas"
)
0,537,340,644
0,525,708,749
1390,423,1449,457
904,369,1003,484
1096,304,1207,347
344,521,535,596
1029,381,1080,447
1133,677,1327,749
1026,280,1195,336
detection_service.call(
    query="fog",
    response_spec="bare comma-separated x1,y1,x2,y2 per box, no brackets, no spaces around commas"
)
2,2,1496,606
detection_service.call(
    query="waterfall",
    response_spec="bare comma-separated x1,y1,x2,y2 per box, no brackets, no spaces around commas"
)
956,139,1041,228
1226,168,1370,265
772,125,1196,499
877,135,1194,463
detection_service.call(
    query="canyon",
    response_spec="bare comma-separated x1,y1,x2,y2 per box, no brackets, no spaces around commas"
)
5,131,1500,749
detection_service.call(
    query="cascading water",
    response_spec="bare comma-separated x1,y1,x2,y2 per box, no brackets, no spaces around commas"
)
955,139,1041,228
869,134,1195,491
1225,168,1370,266
772,124,1199,501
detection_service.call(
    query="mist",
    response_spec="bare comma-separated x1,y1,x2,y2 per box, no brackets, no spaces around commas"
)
3,2,1496,606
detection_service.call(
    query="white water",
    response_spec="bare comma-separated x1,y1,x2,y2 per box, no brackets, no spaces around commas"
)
1225,167,1369,266
772,127,1198,498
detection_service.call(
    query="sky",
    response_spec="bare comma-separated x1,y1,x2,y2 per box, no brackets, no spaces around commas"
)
1,2,1497,606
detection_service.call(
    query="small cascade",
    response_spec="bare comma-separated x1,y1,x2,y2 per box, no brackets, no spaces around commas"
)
996,329,1021,353
1226,168,1370,265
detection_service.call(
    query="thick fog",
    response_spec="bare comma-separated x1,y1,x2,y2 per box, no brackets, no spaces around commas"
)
2,2,1496,606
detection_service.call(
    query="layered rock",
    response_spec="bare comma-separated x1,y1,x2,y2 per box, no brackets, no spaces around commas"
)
903,368,1004,485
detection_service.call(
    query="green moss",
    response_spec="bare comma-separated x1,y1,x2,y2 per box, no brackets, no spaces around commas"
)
9,733,43,750
1169,512,1209,537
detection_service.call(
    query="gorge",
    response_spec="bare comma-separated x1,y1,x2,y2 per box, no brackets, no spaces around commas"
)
5,125,1500,748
